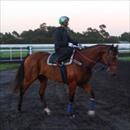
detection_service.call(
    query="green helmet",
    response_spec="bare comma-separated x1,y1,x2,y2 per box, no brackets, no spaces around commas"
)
59,16,69,25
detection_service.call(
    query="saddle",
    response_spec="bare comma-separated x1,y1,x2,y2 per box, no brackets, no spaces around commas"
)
47,50,75,66
47,50,75,84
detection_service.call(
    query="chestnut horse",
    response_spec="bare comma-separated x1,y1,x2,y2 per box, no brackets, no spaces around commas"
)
14,45,118,116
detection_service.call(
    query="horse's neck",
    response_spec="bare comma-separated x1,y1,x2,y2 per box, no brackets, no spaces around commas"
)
83,45,109,65
80,47,101,66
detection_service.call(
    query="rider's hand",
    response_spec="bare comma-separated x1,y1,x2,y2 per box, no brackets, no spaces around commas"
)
77,44,83,49
69,43,83,49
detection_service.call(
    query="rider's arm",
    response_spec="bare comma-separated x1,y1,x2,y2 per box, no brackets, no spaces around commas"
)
67,35,78,46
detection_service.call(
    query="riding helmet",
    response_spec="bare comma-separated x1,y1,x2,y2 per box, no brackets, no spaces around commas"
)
59,16,69,25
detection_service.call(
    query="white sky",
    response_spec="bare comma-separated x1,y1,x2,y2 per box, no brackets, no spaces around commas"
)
0,0,130,36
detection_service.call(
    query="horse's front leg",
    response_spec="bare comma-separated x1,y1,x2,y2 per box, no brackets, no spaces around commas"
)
67,81,77,117
83,83,96,116
38,76,51,115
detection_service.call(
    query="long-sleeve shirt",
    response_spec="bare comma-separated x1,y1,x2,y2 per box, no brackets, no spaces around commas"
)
53,26,78,51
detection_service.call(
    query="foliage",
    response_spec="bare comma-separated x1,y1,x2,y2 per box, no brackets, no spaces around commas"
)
0,23,129,44
119,32,130,42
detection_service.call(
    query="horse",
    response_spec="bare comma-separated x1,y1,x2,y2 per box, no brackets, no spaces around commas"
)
13,44,118,117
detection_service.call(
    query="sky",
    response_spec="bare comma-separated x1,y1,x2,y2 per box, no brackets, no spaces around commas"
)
0,0,130,36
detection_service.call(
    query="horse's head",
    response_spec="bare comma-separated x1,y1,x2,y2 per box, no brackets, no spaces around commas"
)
100,45,118,76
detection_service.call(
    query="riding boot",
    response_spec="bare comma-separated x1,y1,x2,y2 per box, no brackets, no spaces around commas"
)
57,61,68,84
56,60,62,67
60,64,68,84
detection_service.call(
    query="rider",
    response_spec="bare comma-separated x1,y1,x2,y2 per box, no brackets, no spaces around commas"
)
53,16,78,65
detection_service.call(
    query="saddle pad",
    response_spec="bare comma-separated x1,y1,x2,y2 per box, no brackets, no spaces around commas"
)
47,50,75,66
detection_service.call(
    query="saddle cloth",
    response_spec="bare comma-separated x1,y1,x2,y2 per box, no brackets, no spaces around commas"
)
47,50,75,66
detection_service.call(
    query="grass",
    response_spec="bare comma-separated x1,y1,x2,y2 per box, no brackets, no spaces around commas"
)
0,63,20,71
0,52,129,71
118,57,130,61
0,51,28,58
0,51,27,71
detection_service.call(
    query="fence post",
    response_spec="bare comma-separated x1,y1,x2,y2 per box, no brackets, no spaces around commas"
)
28,46,32,55
20,47,23,61
10,48,12,61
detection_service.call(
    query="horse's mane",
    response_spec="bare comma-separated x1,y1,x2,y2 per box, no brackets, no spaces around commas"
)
80,45,107,51
82,44,111,49
81,44,118,54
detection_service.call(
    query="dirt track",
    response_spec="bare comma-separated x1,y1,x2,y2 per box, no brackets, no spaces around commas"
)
0,61,130,130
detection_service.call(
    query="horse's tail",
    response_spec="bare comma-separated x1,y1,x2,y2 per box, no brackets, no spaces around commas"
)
13,55,28,93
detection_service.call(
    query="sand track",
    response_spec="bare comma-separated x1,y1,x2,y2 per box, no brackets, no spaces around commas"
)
0,61,130,130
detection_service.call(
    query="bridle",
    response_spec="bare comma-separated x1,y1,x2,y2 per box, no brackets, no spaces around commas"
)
74,48,107,71
75,49,97,65
73,45,118,73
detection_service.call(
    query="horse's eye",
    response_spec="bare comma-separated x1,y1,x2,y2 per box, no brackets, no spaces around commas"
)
112,57,116,60
116,55,118,59
112,56,118,60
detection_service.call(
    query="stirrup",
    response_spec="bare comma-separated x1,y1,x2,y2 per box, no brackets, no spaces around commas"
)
56,61,63,67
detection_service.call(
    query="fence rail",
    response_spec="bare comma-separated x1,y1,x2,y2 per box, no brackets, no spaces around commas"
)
0,43,130,63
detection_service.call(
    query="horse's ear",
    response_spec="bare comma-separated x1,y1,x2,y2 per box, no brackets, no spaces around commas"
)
111,44,114,48
108,44,114,51
115,45,119,53
115,45,118,49
107,44,114,54
111,44,118,53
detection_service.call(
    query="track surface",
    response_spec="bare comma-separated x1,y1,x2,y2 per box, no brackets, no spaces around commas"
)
0,61,130,130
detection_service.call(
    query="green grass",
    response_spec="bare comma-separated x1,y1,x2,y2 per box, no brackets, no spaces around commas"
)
0,52,129,71
0,51,25,71
0,63,20,71
118,57,130,61
0,51,28,58
0,51,28,71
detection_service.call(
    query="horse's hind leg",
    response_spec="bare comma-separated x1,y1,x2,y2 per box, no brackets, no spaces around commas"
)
18,76,37,112
38,75,51,115
83,83,96,116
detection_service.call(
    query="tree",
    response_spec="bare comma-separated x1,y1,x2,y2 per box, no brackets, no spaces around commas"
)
99,24,109,39
0,23,123,44
0,33,4,43
99,24,106,30
107,36,119,43
1,33,17,44
83,27,104,43
12,31,20,38
120,32,130,42
40,23,47,31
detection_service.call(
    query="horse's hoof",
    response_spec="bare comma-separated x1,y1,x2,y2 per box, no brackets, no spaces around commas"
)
44,107,51,115
17,107,22,112
88,110,95,116
69,113,75,119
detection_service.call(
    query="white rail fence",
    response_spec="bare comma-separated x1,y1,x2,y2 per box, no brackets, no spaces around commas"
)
0,44,54,63
0,43,130,63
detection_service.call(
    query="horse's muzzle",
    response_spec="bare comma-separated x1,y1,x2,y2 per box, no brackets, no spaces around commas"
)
107,67,117,76
109,72,117,77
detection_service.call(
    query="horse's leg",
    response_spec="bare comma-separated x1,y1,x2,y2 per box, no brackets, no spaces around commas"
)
18,79,34,111
67,81,77,117
18,86,24,112
38,75,51,115
18,74,37,112
83,83,96,116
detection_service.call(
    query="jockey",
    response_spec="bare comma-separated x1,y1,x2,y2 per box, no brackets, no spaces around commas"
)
53,16,78,64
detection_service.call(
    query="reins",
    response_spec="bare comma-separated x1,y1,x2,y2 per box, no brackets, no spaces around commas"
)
75,49,97,64
74,48,107,72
